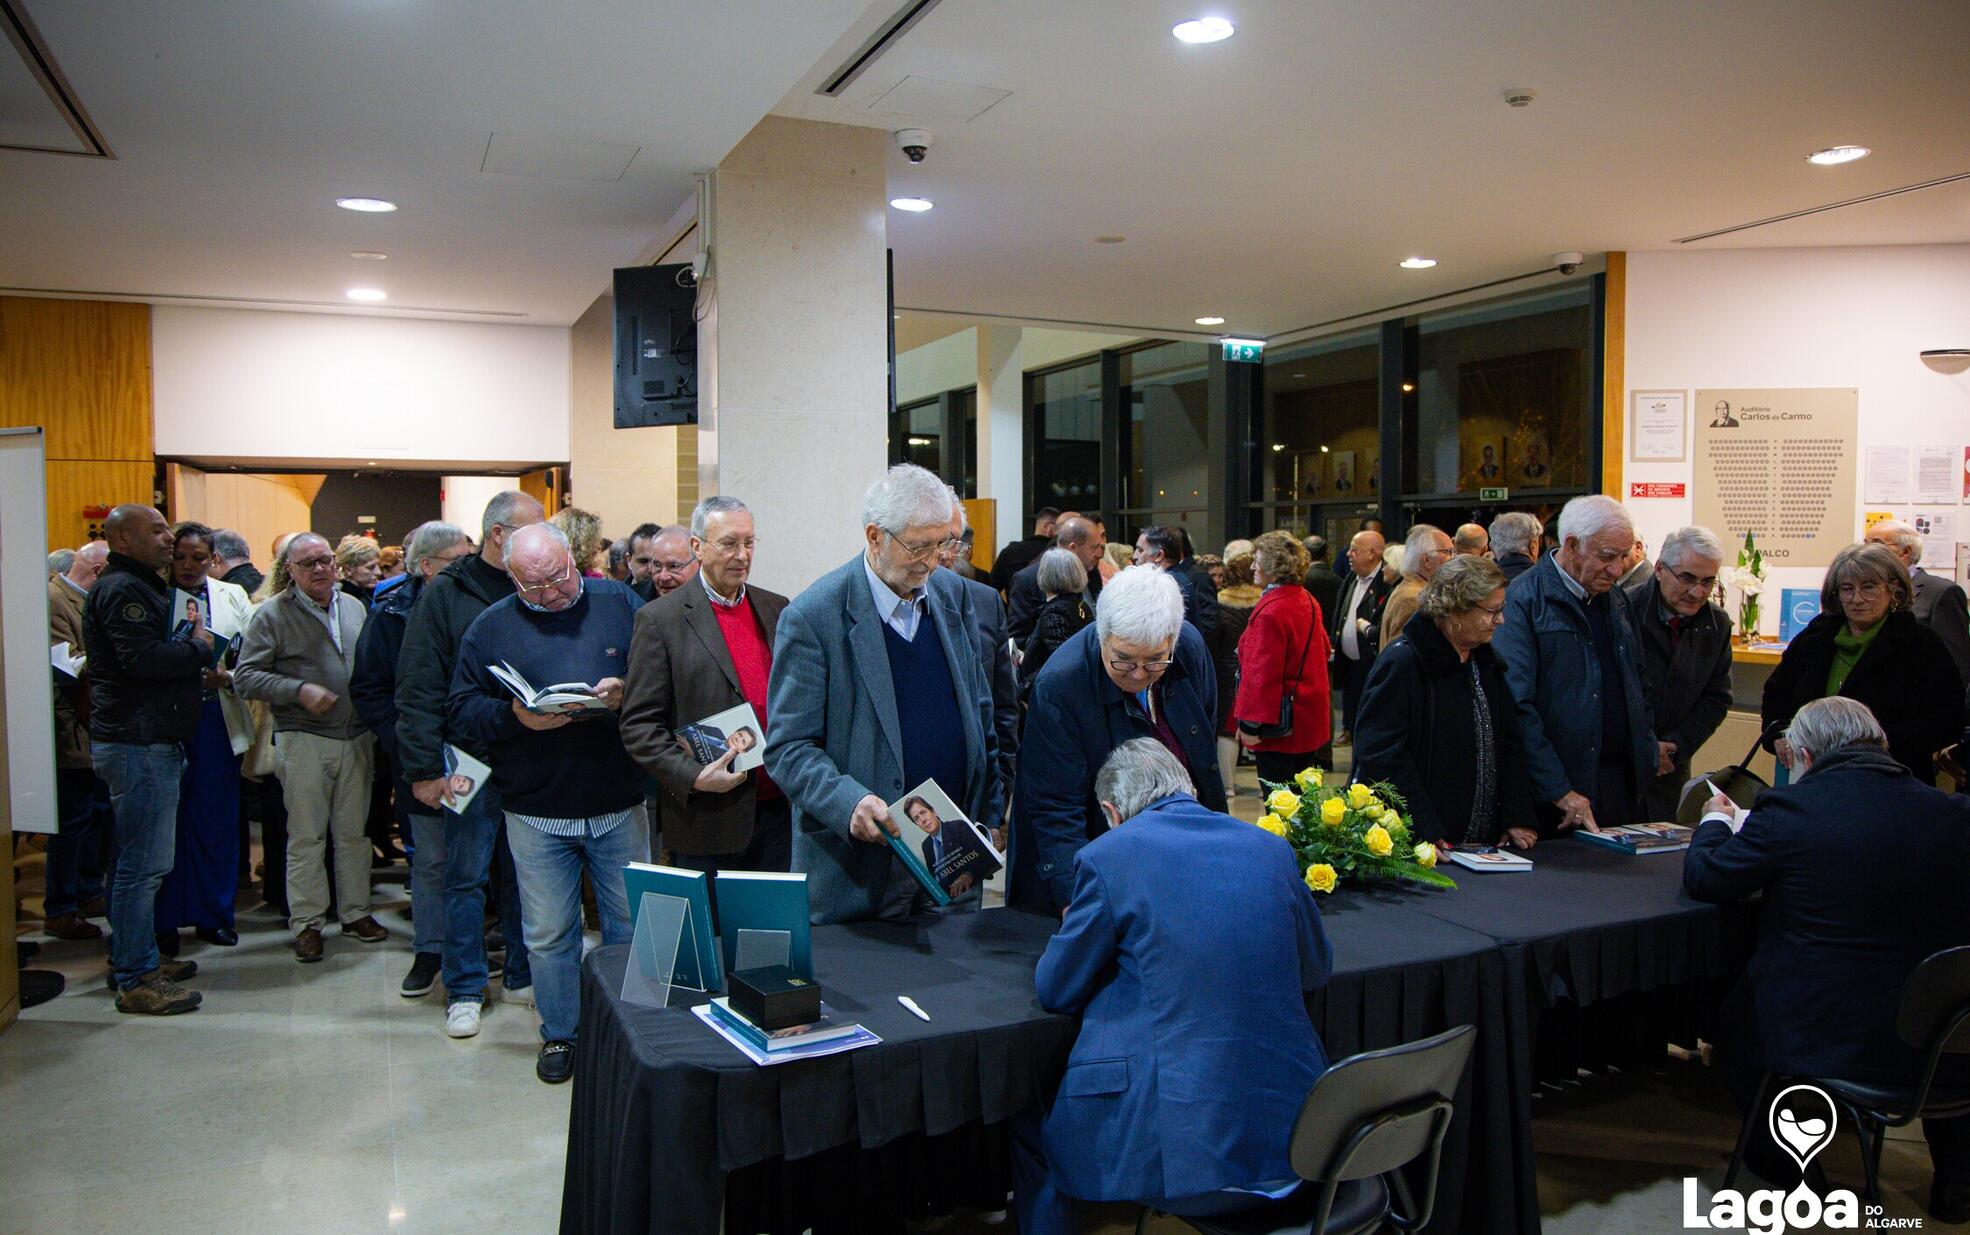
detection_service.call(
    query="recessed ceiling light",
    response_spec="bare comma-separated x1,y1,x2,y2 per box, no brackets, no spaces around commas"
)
889,197,933,212
1399,257,1437,269
1172,16,1234,43
1401,382,1416,392
346,288,388,302
1319,445,1330,453
336,197,397,213
1195,315,1225,326
1806,145,1870,166
348,250,389,261
1271,443,1286,452
1095,235,1126,244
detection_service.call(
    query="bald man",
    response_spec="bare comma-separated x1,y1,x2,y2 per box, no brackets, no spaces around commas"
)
1009,514,1106,642
632,524,698,603
84,505,212,1014
1454,523,1490,558
1329,529,1393,740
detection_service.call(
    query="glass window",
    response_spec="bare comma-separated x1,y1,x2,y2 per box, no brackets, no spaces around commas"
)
1119,341,1210,523
1028,360,1103,516
891,398,939,473
1256,331,1380,512
1410,286,1592,497
955,387,978,498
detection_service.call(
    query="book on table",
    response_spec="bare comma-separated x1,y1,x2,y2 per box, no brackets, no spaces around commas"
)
678,702,766,772
692,1002,881,1066
713,870,813,979
1575,822,1694,854
704,996,859,1051
486,660,609,713
622,862,723,991
885,778,1001,901
1445,846,1533,872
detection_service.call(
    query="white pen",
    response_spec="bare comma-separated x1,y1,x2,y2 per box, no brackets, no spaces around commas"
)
897,995,930,1022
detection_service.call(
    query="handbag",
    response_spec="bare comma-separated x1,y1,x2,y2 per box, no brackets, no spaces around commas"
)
1239,600,1317,740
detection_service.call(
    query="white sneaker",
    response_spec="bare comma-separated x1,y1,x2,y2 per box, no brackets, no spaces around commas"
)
445,1000,482,1038
500,980,536,1009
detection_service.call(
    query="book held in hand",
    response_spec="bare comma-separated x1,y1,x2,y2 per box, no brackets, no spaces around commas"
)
678,702,766,772
486,660,609,713
1575,822,1693,854
50,641,86,678
441,745,491,817
1445,846,1533,873
886,779,1002,901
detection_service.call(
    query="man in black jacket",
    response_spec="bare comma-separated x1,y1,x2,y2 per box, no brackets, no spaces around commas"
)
1688,697,1970,1216
86,504,211,1015
1300,534,1342,630
1866,519,1970,684
1627,526,1733,821
351,520,471,997
941,498,1018,848
1329,529,1393,740
394,491,542,1034
1009,514,1104,642
989,506,1058,595
208,528,264,597
1134,524,1218,641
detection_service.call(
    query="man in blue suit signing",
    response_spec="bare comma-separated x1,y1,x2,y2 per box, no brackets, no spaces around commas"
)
1014,739,1332,1235
765,464,1001,924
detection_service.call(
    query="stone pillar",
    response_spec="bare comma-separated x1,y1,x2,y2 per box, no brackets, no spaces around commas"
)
976,325,1025,542
698,117,889,596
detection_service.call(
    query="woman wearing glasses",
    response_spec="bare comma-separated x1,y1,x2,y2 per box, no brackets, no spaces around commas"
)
1763,542,1963,784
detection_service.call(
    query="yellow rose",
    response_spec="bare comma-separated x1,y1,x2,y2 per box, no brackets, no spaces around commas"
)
1346,783,1375,810
1413,842,1438,868
1266,788,1301,816
1305,863,1338,894
1255,813,1288,837
1364,823,1393,856
1363,802,1385,820
1319,797,1346,826
1293,768,1323,791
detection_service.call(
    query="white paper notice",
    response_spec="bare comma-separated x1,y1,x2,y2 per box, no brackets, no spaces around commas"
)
1911,510,1957,569
1630,391,1687,462
1866,447,1911,504
1916,447,1959,504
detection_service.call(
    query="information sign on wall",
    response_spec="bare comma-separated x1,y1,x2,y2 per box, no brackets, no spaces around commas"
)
1692,388,1858,569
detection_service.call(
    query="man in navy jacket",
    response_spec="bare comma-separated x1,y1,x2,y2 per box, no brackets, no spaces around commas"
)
1686,697,1970,1214
1014,739,1331,1235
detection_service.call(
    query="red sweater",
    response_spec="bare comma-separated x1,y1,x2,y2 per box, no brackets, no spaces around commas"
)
712,592,780,799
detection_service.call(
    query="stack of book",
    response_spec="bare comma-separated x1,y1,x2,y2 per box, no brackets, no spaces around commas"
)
693,996,881,1066
1576,822,1694,854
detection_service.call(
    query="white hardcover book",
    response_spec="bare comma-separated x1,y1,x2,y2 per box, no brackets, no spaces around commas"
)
486,660,607,713
1445,847,1533,872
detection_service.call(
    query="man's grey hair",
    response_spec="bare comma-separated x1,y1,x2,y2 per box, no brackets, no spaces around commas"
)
1657,525,1726,571
481,490,534,541
946,486,969,532
1095,565,1185,648
1402,524,1447,575
1870,518,1922,560
1556,494,1633,546
862,463,957,534
508,521,570,558
1094,738,1196,824
1035,547,1088,598
690,495,750,538
1223,538,1255,562
1786,696,1889,765
48,548,74,574
211,529,251,562
1418,555,1507,619
1302,533,1329,562
404,520,468,579
1489,511,1542,557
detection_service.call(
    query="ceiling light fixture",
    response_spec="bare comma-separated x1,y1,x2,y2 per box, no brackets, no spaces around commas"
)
889,197,933,212
1319,445,1330,454
1399,257,1437,269
1271,443,1285,452
1401,382,1416,392
1095,235,1126,244
1172,16,1234,43
1195,315,1225,326
346,288,388,302
1806,145,1870,166
348,250,388,261
335,197,398,213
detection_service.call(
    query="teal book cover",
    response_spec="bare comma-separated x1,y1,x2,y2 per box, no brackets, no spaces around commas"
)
715,870,814,979
622,862,723,991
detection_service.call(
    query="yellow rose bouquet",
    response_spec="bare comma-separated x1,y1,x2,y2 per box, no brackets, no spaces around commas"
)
1253,769,1456,894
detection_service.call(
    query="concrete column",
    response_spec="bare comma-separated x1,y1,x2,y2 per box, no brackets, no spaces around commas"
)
697,117,889,596
976,325,1025,540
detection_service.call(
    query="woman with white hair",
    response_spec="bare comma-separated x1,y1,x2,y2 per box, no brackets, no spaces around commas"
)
1019,548,1094,693
1010,565,1226,911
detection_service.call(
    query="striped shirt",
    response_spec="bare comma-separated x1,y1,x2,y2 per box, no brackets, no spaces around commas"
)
507,805,640,840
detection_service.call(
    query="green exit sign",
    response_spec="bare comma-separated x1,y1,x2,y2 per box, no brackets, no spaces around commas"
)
1479,486,1510,502
1221,338,1264,363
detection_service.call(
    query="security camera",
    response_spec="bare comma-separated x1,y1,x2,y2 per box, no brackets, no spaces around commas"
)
893,128,933,164
1552,251,1585,276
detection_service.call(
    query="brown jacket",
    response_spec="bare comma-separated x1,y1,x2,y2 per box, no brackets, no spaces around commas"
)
619,579,789,855
1380,574,1426,649
48,573,92,768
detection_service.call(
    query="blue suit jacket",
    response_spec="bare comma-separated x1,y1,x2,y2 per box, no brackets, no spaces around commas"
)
1038,794,1332,1202
1010,622,1224,910
764,554,1000,924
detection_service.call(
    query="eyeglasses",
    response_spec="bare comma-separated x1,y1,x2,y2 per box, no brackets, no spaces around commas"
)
886,530,963,562
652,558,696,574
703,537,754,555
1663,568,1719,591
1837,581,1887,600
289,555,335,572
514,562,575,597
1471,601,1506,621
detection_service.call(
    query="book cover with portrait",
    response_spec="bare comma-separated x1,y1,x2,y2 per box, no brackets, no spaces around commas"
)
678,702,766,773
441,744,490,817
886,779,1002,899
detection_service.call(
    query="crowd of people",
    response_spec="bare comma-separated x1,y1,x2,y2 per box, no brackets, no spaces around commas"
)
29,462,1970,1221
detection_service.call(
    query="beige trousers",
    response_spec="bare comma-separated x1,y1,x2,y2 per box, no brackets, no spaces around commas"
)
279,730,376,932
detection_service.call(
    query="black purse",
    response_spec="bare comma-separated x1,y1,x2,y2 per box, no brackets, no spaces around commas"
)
1238,604,1317,740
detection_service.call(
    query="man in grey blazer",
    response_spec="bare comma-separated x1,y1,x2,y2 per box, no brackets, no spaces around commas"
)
765,464,1002,924
1867,520,1970,683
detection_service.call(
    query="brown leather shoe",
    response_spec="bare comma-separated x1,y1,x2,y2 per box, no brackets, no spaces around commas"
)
115,974,201,1016
341,915,388,943
44,913,102,941
294,926,324,963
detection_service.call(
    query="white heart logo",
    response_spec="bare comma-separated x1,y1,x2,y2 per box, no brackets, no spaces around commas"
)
1768,1084,1840,1174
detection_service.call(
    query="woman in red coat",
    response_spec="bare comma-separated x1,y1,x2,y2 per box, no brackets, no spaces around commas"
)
1234,531,1334,785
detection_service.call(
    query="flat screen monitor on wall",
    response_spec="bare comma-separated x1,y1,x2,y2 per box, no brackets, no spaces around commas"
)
613,263,699,429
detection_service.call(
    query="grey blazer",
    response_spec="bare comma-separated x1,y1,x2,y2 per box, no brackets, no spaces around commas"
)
764,554,1000,924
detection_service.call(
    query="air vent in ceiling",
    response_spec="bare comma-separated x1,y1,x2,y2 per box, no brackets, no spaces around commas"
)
816,0,944,97
1,0,112,158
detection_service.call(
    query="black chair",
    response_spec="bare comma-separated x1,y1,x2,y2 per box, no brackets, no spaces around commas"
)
1138,1024,1476,1235
1724,945,1970,1202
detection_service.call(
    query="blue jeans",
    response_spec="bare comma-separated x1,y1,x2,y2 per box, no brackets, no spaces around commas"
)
504,808,648,1043
408,809,447,955
94,742,186,989
441,785,529,1003
47,768,109,918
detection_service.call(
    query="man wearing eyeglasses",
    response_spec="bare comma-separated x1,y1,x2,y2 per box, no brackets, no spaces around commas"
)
765,464,1001,924
1865,519,1970,683
1626,526,1735,821
627,523,699,603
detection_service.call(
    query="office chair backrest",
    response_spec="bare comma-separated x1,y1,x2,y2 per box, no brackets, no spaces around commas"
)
1287,1024,1475,1182
1898,946,1970,1054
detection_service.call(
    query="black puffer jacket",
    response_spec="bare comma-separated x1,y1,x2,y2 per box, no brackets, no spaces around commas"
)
1762,609,1963,784
81,552,207,745
392,553,515,782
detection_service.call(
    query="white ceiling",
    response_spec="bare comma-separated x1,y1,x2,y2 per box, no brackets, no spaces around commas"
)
5,1,1967,338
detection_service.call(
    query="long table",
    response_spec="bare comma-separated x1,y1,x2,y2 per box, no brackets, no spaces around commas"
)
560,837,1741,1235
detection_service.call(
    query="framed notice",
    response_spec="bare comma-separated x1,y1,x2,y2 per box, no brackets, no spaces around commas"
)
1693,388,1858,570
1629,390,1687,462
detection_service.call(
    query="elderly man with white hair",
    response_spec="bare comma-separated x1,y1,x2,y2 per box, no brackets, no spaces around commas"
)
447,522,646,1083
765,463,1001,924
1865,518,1970,682
1378,523,1455,647
1492,494,1656,833
1627,525,1735,820
1010,564,1224,911
1489,511,1543,583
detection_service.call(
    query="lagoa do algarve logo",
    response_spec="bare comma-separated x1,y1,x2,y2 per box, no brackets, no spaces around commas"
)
1683,1084,1909,1233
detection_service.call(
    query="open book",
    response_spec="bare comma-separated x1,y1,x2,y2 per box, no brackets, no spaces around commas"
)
50,641,86,678
486,661,608,713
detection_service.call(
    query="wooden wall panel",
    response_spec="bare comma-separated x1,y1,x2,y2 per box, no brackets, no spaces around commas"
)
0,297,152,462
1601,251,1626,498
46,461,154,550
